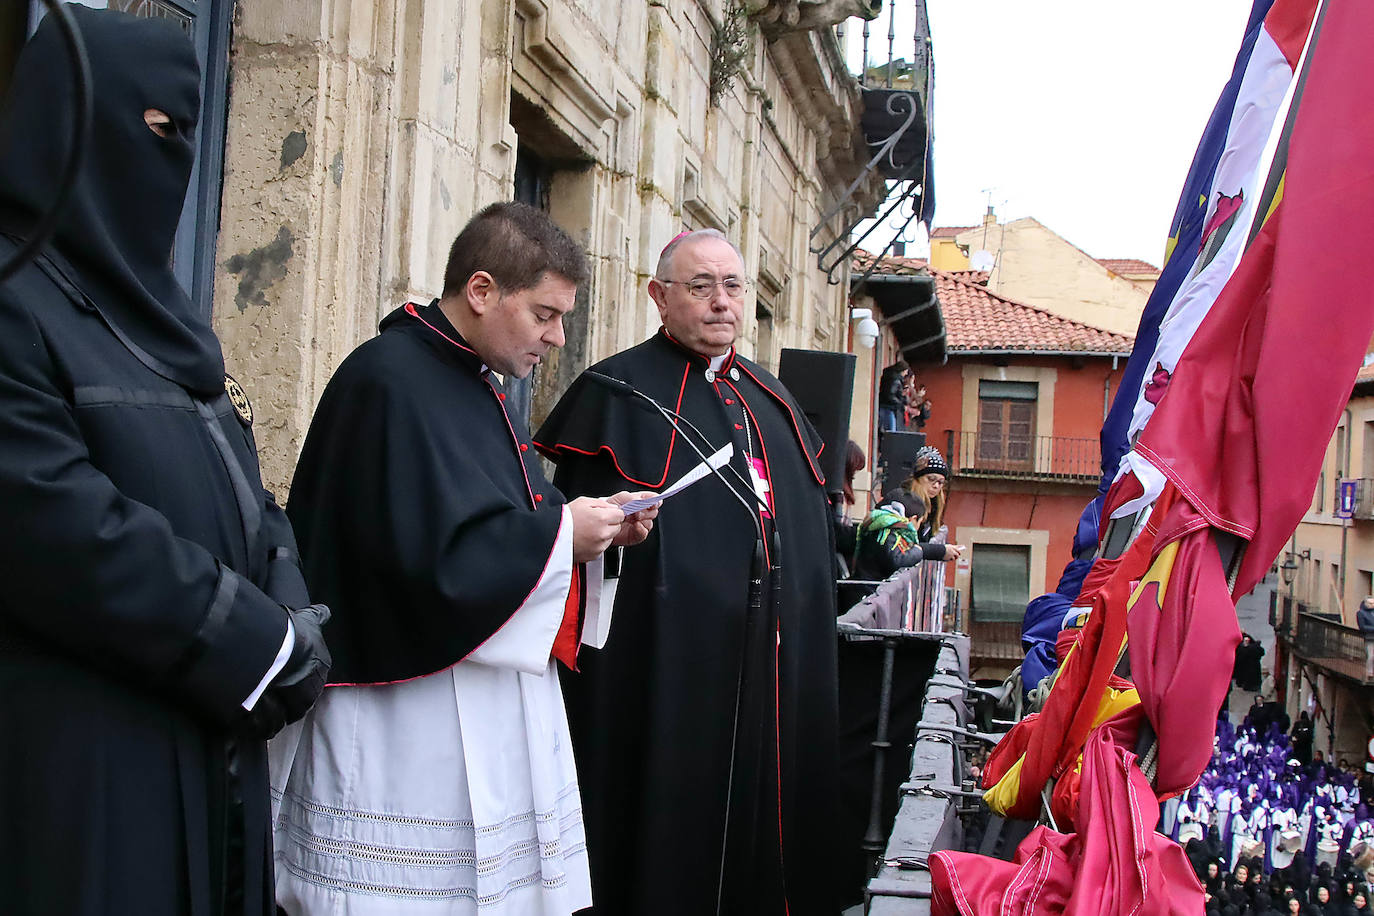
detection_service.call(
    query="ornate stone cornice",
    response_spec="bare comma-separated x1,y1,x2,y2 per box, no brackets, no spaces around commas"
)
763,20,884,220
745,0,880,37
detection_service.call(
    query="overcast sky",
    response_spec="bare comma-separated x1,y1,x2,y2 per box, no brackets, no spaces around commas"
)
848,0,1256,266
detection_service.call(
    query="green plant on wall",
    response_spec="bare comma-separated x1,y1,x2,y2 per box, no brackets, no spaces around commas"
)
710,2,752,107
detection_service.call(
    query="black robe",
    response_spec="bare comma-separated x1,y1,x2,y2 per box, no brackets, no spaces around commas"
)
0,245,301,915
535,329,840,915
285,301,568,685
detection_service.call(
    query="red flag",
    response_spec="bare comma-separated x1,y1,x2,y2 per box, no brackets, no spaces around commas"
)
1126,499,1241,795
1136,0,1374,596
931,709,1204,916
985,485,1176,822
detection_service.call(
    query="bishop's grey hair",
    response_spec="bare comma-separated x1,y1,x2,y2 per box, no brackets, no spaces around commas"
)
654,229,743,280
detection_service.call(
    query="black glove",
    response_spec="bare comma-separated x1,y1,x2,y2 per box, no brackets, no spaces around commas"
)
246,603,332,739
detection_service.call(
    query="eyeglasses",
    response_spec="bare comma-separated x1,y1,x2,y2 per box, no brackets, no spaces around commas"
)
658,277,751,300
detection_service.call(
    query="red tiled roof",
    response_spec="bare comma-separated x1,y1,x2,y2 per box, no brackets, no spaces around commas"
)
929,225,977,239
1356,363,1374,384
935,270,1133,355
1097,257,1160,277
853,248,928,274
853,250,1134,355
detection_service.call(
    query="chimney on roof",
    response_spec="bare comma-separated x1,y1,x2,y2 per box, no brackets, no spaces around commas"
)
983,205,997,229
891,240,906,257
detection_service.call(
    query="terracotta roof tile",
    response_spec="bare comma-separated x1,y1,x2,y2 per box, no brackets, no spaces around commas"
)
853,248,928,275
1097,257,1160,277
929,225,978,239
853,250,1134,355
935,270,1133,354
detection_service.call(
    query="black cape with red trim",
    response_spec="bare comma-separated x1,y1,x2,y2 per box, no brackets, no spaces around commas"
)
286,301,566,685
534,330,840,916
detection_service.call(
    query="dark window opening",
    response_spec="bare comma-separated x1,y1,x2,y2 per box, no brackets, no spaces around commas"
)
970,543,1031,623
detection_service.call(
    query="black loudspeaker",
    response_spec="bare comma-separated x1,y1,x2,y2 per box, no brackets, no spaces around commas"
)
778,348,856,496
877,429,927,486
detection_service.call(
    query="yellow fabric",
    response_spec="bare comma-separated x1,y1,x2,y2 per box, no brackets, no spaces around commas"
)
1129,539,1178,611
984,531,1190,816
983,685,1142,813
983,754,1026,813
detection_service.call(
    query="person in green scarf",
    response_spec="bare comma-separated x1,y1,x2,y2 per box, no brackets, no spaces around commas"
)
851,488,963,580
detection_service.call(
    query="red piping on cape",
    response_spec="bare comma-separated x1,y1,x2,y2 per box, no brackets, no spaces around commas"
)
404,301,476,354
662,326,738,374
405,302,538,509
723,375,778,562
534,360,692,490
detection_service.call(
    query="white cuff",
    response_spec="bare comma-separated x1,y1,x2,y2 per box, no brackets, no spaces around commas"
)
581,548,619,649
242,616,295,710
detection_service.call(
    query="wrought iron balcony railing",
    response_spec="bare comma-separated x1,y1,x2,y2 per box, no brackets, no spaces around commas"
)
945,430,1101,482
1350,477,1374,520
1289,610,1371,684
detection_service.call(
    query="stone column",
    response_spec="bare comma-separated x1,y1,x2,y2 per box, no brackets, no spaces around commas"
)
213,0,403,493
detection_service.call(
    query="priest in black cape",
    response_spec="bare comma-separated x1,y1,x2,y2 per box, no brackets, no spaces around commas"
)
270,202,657,915
0,9,329,915
534,229,841,914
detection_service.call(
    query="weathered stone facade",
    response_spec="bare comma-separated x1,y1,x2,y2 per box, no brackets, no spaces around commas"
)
211,0,883,492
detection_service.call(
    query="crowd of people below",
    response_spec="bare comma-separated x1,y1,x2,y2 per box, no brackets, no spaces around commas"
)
1166,707,1374,914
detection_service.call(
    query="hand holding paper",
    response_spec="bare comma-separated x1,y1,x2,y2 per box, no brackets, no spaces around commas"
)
607,491,659,547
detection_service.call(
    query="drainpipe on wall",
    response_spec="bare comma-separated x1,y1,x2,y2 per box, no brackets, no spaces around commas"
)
1104,355,1118,422
1342,407,1353,613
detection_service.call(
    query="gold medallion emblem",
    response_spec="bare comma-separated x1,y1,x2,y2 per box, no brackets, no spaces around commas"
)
224,373,253,426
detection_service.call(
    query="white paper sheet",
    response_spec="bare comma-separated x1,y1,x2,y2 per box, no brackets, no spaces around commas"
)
617,444,734,515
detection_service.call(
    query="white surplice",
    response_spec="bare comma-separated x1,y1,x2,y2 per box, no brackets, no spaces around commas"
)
270,508,616,915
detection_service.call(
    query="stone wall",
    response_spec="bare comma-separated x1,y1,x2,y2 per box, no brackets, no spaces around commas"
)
212,0,881,493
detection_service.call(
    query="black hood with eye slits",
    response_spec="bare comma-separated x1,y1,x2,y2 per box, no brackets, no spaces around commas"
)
0,5,225,396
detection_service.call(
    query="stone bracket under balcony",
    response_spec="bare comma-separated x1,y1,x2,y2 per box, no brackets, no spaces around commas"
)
745,0,882,37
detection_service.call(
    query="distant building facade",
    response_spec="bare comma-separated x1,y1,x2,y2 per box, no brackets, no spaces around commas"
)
930,209,1157,338
1274,362,1374,767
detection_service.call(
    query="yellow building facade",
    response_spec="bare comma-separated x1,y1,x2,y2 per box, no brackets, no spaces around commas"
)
929,210,1155,337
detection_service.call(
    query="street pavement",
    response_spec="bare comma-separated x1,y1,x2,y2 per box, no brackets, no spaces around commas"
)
1228,571,1278,721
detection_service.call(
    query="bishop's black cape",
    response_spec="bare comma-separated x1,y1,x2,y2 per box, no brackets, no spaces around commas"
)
535,330,841,915
285,302,567,685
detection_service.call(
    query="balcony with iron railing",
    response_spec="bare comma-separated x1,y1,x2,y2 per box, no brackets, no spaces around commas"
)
1349,477,1374,520
1280,605,1372,685
945,430,1101,483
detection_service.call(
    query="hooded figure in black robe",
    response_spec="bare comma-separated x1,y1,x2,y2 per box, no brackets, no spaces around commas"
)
535,230,840,914
0,8,328,915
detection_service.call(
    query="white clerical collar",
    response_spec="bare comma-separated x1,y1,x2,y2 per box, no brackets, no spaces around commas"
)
708,352,731,372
